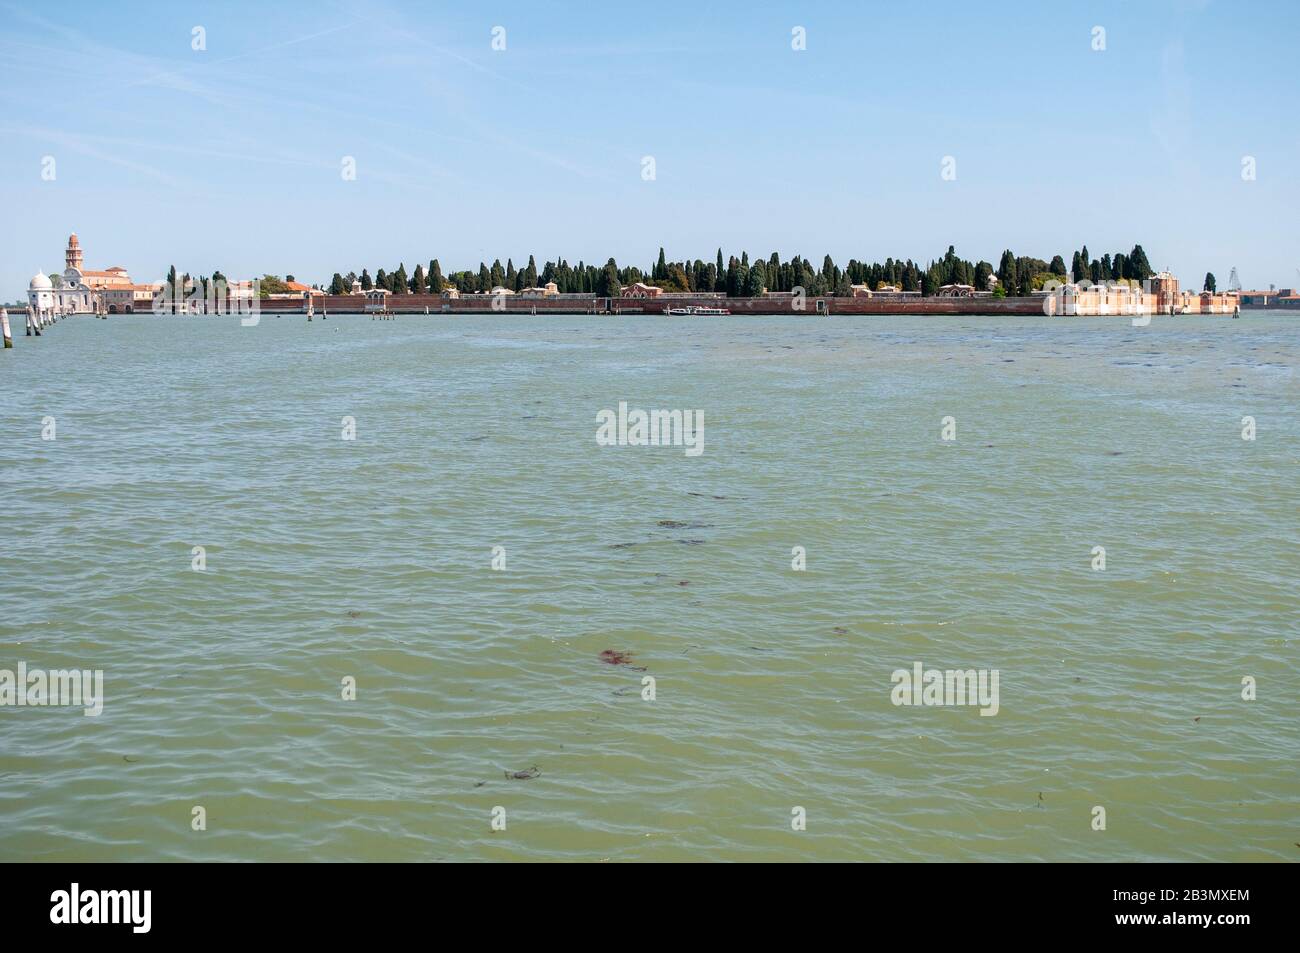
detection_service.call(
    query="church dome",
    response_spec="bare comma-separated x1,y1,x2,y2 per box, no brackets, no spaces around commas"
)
30,271,51,290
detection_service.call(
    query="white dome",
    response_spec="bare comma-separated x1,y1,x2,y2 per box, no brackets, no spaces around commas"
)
29,271,51,290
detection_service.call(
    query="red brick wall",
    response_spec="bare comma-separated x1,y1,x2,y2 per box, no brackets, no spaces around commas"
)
257,294,1047,316
611,295,1045,315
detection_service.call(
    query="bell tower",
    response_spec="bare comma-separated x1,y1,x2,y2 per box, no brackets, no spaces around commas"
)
66,233,83,271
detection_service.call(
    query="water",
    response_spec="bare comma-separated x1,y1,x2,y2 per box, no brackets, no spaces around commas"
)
1,311,1295,862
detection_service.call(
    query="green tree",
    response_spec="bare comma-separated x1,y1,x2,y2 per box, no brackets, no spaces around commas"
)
1204,272,1216,292
258,274,289,297
997,250,1018,294
663,263,691,292
429,259,444,293
1129,244,1154,280
411,264,425,293
361,269,373,291
923,262,942,295
598,258,621,297
1018,268,1034,296
329,273,347,294
725,256,743,297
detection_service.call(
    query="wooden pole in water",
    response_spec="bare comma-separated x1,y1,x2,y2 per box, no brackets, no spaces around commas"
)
25,305,33,336
1,308,11,348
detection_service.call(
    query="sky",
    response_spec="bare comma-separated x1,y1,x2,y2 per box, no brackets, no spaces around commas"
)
1,0,1297,297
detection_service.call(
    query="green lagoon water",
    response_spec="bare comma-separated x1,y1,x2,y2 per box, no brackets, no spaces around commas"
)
0,310,1295,862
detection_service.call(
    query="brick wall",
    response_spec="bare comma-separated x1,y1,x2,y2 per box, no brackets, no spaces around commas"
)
254,294,1064,316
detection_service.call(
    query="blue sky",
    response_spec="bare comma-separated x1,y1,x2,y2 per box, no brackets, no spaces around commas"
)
1,0,1297,296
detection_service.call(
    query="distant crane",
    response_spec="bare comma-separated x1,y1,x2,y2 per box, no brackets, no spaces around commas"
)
1228,267,1242,292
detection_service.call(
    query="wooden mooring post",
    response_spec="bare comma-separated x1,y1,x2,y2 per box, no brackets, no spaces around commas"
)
1,308,11,348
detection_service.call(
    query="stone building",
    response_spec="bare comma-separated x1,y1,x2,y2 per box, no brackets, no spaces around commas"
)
28,233,137,316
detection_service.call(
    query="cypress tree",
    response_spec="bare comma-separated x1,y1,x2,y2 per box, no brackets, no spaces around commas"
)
997,250,1017,293
1113,253,1129,281
1129,245,1154,280
598,258,621,297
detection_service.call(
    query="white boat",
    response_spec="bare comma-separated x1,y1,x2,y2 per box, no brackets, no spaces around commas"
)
666,305,730,316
